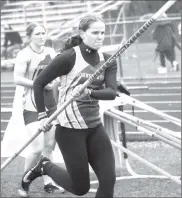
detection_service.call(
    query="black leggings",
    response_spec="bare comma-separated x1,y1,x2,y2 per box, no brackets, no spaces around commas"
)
159,49,175,67
43,124,116,197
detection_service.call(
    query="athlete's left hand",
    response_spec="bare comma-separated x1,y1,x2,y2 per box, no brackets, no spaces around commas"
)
39,117,53,133
44,83,54,90
72,85,91,100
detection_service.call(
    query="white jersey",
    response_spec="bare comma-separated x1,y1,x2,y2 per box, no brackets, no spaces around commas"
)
57,46,105,129
15,46,56,112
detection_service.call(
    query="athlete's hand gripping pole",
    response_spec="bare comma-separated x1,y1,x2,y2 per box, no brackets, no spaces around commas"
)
1,0,177,171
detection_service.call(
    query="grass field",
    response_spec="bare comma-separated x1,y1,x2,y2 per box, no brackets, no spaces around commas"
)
1,141,181,197
119,42,181,78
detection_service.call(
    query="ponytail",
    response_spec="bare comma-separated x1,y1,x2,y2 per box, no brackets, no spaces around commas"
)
22,38,30,48
61,35,82,51
60,14,104,52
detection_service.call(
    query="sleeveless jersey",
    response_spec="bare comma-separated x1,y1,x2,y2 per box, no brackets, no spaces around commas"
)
15,46,57,112
57,46,106,129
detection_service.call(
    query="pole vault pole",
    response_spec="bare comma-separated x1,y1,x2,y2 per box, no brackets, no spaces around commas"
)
1,0,177,171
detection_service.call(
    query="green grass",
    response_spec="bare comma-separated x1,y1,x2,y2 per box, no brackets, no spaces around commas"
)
1,141,181,197
118,42,181,78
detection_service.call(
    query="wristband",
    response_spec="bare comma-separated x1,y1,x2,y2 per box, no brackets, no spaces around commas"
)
38,112,48,120
87,89,93,102
89,88,94,95
87,89,92,96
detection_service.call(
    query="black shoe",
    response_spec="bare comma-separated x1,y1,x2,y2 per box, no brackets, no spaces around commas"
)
20,156,50,194
44,183,65,194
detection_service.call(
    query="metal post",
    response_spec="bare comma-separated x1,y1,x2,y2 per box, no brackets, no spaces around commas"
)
134,22,142,80
86,1,92,12
108,10,113,45
118,54,123,78
122,3,128,60
112,5,124,36
42,2,47,28
119,106,128,159
23,6,27,28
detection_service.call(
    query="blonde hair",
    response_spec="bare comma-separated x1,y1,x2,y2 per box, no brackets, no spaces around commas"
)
26,22,46,37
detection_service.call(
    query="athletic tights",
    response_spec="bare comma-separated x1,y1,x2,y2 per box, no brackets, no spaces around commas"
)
43,124,116,197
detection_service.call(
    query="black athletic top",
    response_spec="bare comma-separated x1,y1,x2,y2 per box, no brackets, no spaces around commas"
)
152,22,176,51
4,31,23,47
33,42,117,128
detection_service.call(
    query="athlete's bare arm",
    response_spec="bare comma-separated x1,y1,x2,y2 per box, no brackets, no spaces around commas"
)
14,50,34,88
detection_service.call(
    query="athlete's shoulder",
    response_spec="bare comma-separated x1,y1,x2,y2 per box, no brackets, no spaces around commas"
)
102,52,117,67
16,46,31,62
44,46,55,53
44,47,57,58
17,46,29,55
57,47,76,59
102,52,112,59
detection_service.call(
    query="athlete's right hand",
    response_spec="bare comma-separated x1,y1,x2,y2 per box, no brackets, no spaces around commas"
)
38,112,52,132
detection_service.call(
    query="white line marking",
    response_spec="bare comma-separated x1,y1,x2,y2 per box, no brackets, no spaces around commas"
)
1,84,15,88
119,120,180,123
118,131,181,134
124,110,181,113
123,75,181,80
125,80,181,85
127,86,148,90
1,86,180,93
1,75,180,84
1,120,9,122
1,108,12,112
132,93,181,97
151,120,181,123
146,120,179,123
1,93,181,99
1,103,13,106
1,96,14,99
149,87,181,90
1,101,181,111
1,90,16,93
1,80,181,86
145,101,181,104
1,130,181,135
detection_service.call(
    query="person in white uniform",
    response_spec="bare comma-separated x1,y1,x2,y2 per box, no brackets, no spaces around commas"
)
13,22,64,196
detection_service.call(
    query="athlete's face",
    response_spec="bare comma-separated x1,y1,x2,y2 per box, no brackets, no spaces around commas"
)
80,21,105,50
30,26,47,47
